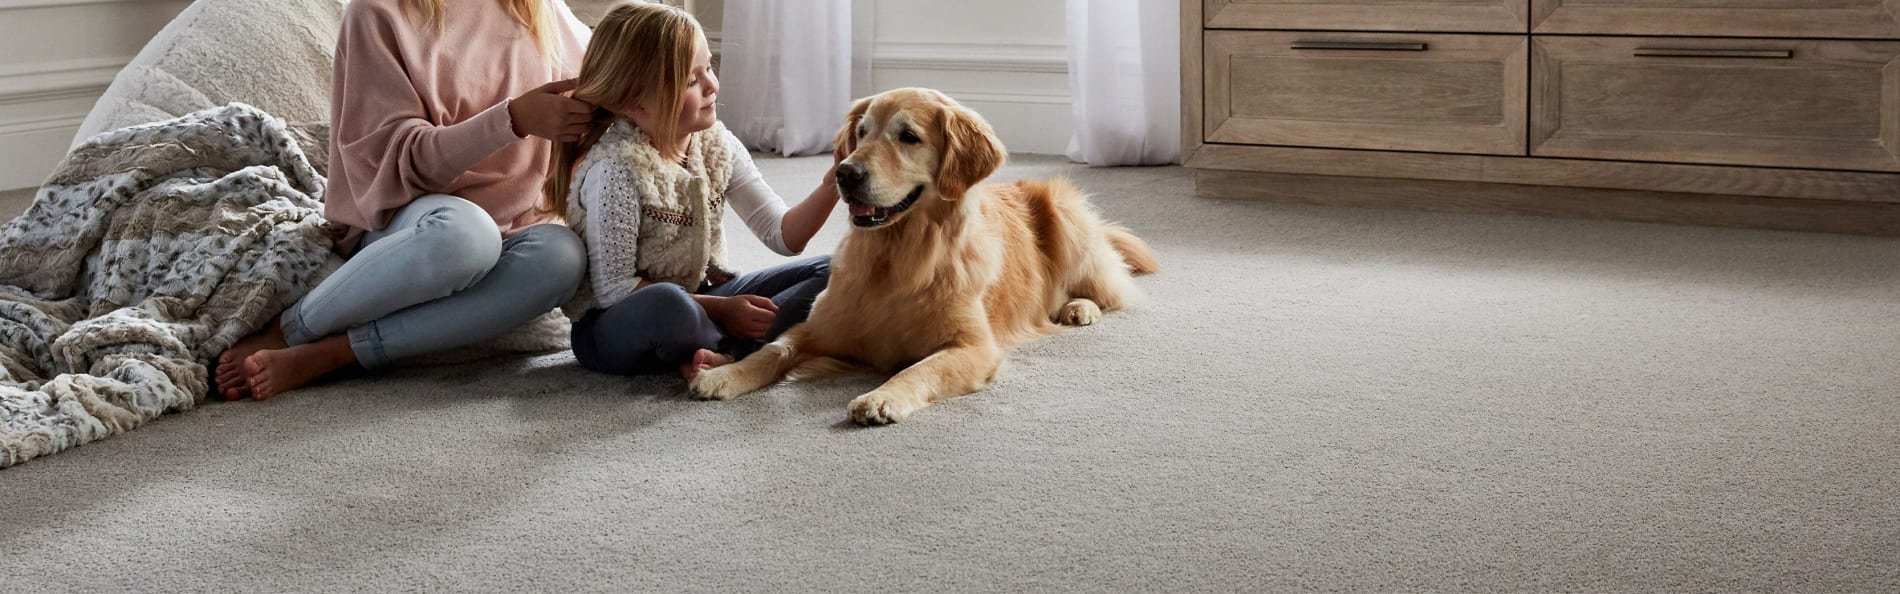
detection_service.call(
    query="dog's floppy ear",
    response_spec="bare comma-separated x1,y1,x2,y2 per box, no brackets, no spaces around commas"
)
934,102,1005,201
833,96,873,156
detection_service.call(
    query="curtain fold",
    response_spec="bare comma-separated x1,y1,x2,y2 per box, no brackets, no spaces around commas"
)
720,0,873,157
1065,0,1181,166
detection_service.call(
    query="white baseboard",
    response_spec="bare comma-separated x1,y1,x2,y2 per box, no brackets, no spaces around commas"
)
0,0,188,190
0,119,83,190
0,57,124,105
0,57,129,190
874,41,1066,74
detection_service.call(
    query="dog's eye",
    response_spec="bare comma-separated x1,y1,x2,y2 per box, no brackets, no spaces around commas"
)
856,127,867,139
898,129,921,145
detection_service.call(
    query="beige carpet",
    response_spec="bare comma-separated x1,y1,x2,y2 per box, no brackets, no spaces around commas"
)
1,155,1896,592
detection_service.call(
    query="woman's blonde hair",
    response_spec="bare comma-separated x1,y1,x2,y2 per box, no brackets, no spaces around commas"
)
541,1,702,219
403,0,561,64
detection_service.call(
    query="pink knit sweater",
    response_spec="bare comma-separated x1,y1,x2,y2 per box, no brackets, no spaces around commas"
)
326,0,589,251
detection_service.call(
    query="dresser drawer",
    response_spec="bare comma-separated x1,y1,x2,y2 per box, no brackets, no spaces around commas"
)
1530,37,1900,172
1205,32,1528,155
1206,0,1528,33
1531,0,1900,39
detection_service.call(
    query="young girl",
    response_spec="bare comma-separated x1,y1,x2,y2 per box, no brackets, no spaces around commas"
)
215,0,596,399
551,3,839,380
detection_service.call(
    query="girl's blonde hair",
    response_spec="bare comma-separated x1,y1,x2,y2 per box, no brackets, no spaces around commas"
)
403,0,561,64
541,1,702,219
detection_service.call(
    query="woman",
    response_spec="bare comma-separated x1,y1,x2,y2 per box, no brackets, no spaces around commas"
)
217,0,595,399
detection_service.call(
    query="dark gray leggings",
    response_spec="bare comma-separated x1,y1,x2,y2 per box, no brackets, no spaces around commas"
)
569,255,830,375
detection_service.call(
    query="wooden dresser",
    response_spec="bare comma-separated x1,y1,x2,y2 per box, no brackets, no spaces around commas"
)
1182,1,1900,234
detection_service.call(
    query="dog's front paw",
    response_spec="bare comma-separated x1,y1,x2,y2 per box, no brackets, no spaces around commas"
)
1059,299,1102,326
689,367,748,401
849,391,919,425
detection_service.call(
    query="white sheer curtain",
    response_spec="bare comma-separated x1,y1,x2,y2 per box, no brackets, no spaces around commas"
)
719,0,873,157
1065,0,1181,166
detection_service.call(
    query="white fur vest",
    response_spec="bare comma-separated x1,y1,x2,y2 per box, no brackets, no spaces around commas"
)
564,118,736,315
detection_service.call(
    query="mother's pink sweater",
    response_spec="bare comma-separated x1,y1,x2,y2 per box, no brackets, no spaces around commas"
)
326,0,590,251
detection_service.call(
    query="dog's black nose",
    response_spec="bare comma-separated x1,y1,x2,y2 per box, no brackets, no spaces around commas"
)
835,162,866,189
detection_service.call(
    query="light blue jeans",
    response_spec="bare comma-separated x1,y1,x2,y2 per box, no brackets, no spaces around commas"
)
281,194,585,368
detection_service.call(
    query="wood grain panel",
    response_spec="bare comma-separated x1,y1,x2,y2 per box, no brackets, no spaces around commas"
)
1186,144,1900,203
1206,31,1527,155
1198,169,1900,235
1531,37,1900,172
1532,0,1900,39
1208,0,1528,33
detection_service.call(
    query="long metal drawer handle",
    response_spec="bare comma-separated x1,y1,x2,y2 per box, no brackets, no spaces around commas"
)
1633,48,1793,59
1290,41,1428,51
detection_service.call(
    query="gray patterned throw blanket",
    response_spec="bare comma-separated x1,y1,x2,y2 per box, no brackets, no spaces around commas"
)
0,104,332,468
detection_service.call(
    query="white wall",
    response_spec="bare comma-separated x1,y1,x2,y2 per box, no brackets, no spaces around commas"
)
0,0,192,191
702,0,1072,155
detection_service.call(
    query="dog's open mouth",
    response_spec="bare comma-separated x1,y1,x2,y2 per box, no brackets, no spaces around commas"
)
846,185,923,228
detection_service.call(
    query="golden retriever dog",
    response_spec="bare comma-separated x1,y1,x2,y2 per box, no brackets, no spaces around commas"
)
689,88,1158,424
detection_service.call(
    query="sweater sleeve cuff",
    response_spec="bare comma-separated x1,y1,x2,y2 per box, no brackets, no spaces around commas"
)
482,97,526,142
447,100,525,163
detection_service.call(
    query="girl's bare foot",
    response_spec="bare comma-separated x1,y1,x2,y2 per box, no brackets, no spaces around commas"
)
679,348,734,381
216,320,287,400
243,334,356,400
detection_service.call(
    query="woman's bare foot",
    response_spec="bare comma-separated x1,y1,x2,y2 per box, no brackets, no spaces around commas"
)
679,348,734,381
216,320,287,400
243,334,356,400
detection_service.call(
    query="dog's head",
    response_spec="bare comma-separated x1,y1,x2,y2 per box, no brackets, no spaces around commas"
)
831,88,1006,229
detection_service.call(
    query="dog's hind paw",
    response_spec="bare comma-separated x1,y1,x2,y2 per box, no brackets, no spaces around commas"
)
849,391,919,425
1058,299,1102,326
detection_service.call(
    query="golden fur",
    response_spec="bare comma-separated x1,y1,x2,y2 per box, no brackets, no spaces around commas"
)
689,88,1158,424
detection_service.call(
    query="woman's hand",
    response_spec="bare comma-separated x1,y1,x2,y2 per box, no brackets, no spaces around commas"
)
706,294,779,340
509,79,594,142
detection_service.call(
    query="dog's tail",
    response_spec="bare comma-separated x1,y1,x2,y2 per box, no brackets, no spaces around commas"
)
1106,224,1159,275
1032,175,1158,275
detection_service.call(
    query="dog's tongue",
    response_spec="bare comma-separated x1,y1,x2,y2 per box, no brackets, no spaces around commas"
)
848,203,879,217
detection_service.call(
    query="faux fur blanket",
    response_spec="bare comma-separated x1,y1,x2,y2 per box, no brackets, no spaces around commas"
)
0,104,332,468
